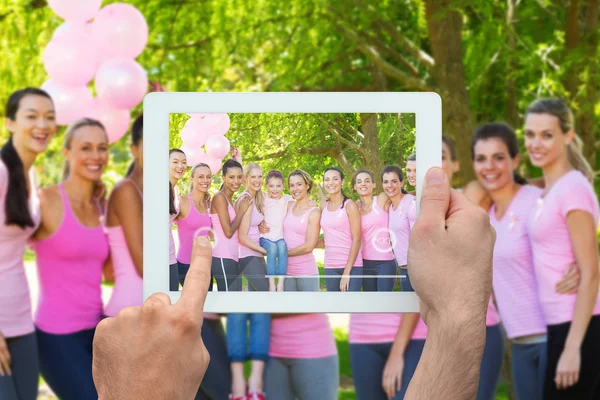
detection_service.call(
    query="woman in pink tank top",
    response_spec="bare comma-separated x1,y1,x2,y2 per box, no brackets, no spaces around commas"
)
175,163,213,288
103,115,144,317
352,169,396,292
31,118,110,400
319,167,363,292
0,88,57,400
210,159,252,291
524,99,600,398
169,148,187,291
282,170,321,292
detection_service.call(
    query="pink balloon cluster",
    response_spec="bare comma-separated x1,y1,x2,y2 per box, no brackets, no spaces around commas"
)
43,1,149,143
179,114,232,175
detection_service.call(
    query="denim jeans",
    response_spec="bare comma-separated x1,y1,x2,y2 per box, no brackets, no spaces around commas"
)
226,313,271,362
511,341,547,400
324,267,363,291
260,238,288,276
0,333,39,400
362,259,397,292
399,267,413,292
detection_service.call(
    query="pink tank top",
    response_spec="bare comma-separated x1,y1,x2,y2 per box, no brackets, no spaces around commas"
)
104,180,143,317
169,191,180,265
0,162,40,338
210,194,239,261
237,192,264,259
361,198,395,261
389,194,413,267
269,314,338,359
320,201,363,269
175,195,212,264
349,313,428,343
283,204,318,276
34,184,109,334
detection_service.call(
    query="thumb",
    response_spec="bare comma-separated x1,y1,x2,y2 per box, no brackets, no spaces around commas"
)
415,167,450,235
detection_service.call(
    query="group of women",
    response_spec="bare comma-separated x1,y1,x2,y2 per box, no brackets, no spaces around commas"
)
1,86,599,400
1,88,144,400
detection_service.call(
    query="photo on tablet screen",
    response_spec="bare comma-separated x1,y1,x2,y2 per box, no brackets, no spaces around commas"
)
168,112,416,294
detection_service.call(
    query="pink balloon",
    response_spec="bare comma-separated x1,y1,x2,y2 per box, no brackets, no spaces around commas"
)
207,114,231,137
205,135,231,159
179,145,202,166
84,98,131,144
196,153,222,176
92,3,149,62
48,0,101,22
41,80,93,126
95,58,148,110
43,31,98,87
180,119,209,147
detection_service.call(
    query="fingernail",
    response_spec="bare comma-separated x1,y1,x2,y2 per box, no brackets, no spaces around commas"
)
195,237,210,246
425,167,445,186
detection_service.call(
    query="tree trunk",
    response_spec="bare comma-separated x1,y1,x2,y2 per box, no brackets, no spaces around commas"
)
424,0,475,186
505,0,519,129
361,113,384,186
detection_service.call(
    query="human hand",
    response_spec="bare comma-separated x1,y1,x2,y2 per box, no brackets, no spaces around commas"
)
555,263,580,294
258,220,270,234
231,146,242,163
0,330,11,376
259,247,268,256
92,237,212,400
407,167,495,326
238,195,253,214
555,346,580,389
340,274,350,292
382,353,404,399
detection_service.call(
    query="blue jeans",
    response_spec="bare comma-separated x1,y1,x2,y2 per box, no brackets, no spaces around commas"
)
350,340,425,400
399,267,413,292
0,333,39,400
36,327,97,400
196,318,231,400
179,261,213,291
511,340,547,400
226,313,271,362
476,324,504,400
362,259,397,292
260,238,288,276
324,267,363,291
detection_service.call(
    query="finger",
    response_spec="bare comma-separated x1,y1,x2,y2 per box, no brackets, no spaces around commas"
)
0,353,10,376
414,167,450,235
178,237,212,317
396,373,402,393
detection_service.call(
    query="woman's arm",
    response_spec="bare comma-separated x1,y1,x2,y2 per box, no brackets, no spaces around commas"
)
344,201,362,273
175,195,190,221
382,314,420,398
378,192,392,212
212,193,251,238
287,209,321,257
238,204,267,255
112,181,144,277
102,254,115,283
555,210,600,389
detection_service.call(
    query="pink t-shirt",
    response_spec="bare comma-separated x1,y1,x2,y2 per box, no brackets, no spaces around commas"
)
169,192,180,265
349,313,428,343
34,185,109,334
261,194,293,242
320,201,363,269
238,193,264,259
408,197,417,229
489,185,546,339
361,198,395,261
283,204,318,276
210,197,239,262
269,314,337,359
175,196,212,264
389,194,413,267
0,161,40,338
527,170,600,325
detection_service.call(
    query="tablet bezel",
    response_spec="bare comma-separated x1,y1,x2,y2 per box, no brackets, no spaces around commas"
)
144,92,441,313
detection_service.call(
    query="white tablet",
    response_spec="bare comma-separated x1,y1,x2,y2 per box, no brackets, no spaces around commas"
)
144,92,441,313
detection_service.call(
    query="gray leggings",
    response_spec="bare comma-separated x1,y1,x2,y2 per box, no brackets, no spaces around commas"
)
511,341,547,400
0,333,38,400
265,355,339,400
284,275,320,292
239,256,269,292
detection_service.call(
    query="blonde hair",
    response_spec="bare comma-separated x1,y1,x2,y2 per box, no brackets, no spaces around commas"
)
526,98,594,183
244,162,265,214
288,169,313,194
62,118,107,180
189,163,212,204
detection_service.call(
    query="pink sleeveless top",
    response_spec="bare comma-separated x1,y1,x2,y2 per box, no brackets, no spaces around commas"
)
169,190,180,265
104,180,143,317
283,203,318,276
320,201,363,269
349,313,428,343
0,162,40,338
361,197,395,261
389,194,413,267
210,194,239,261
237,192,264,259
34,184,109,334
269,314,338,359
175,195,212,264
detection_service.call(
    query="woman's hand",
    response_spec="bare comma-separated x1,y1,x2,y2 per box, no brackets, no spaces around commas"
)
382,353,404,399
340,274,350,292
258,220,270,234
555,263,581,294
0,330,11,376
555,346,581,389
